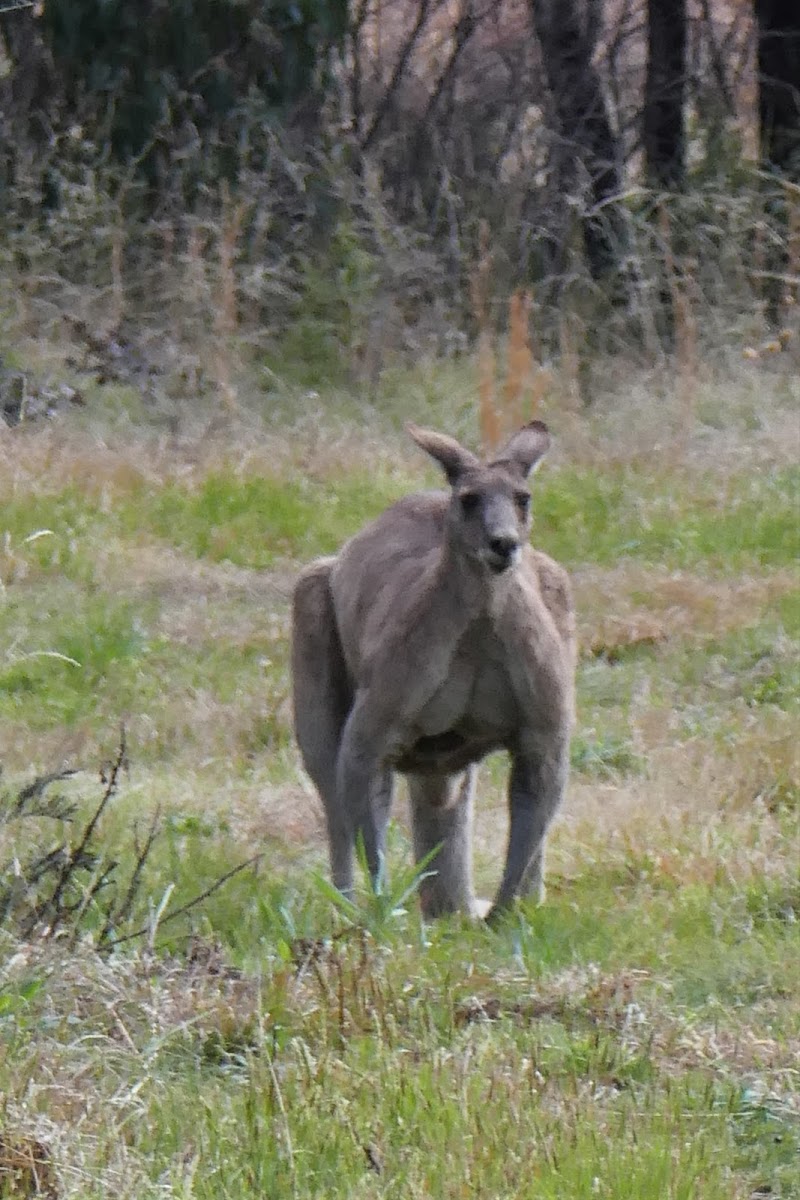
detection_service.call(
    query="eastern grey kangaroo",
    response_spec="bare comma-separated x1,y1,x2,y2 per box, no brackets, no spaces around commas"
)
291,421,576,920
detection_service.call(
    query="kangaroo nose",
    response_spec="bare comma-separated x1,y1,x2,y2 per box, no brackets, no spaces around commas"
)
489,535,518,560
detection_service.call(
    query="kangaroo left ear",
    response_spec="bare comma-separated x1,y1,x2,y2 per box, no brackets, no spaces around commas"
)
407,423,480,486
490,420,551,478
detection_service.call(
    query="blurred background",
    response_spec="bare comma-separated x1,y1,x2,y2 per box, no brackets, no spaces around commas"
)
1,0,798,422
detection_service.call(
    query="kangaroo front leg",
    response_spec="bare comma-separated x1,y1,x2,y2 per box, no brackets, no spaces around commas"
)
520,845,546,905
336,696,394,894
326,767,392,897
488,734,569,920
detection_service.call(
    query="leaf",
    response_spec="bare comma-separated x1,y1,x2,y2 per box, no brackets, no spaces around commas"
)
312,873,361,924
0,977,43,1016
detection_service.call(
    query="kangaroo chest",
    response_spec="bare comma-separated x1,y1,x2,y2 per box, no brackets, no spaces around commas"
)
395,621,518,773
410,624,515,744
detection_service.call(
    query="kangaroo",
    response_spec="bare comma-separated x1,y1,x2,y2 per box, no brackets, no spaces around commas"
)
291,420,576,921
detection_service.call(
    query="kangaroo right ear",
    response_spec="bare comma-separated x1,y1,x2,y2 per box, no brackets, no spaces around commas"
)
491,420,551,478
407,424,480,485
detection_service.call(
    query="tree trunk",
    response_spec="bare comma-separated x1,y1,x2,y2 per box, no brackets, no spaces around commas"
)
644,0,687,190
0,7,53,123
755,0,800,322
756,0,800,177
0,8,57,215
528,0,624,283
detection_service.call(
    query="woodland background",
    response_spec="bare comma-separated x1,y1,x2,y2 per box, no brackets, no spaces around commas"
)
1,0,800,414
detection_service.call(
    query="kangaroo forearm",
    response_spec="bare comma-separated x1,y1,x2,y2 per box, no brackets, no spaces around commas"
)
337,730,385,881
489,749,568,916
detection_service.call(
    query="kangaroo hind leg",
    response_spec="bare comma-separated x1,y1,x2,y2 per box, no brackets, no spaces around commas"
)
407,767,479,918
291,559,353,892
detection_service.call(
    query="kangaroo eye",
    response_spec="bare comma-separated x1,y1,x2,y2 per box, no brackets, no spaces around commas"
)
515,492,531,513
460,492,480,515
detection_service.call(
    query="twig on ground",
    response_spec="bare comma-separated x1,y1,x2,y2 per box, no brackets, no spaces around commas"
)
101,853,263,950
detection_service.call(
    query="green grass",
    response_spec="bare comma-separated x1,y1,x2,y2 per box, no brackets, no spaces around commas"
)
4,462,796,578
774,587,800,636
2,853,798,1197
534,465,799,571
108,462,799,572
0,490,110,588
0,591,150,722
116,470,413,568
570,732,646,778
664,618,800,717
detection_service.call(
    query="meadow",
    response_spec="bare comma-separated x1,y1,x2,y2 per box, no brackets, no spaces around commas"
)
0,348,798,1198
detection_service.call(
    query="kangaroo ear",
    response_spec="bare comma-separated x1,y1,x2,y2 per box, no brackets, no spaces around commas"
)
491,420,551,478
407,424,480,485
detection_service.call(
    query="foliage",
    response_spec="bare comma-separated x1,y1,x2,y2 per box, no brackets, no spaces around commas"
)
2,0,795,380
40,0,348,175
314,834,440,939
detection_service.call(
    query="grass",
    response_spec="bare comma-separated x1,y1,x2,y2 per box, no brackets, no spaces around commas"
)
15,461,794,575
116,469,414,568
534,465,799,572
0,357,798,1198
2,873,798,1197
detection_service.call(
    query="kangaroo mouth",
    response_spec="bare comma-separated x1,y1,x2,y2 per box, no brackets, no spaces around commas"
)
485,547,520,574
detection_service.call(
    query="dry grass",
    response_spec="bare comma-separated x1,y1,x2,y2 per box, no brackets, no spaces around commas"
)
470,718,798,904
575,564,798,657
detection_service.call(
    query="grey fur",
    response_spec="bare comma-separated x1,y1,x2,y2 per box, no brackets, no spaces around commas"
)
291,420,576,921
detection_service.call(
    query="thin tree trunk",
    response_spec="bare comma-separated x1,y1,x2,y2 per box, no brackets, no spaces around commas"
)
528,0,624,283
1,5,53,121
756,0,800,177
755,0,800,322
644,0,687,190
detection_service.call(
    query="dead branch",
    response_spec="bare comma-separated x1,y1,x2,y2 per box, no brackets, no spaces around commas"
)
12,767,81,816
101,853,263,950
45,729,127,935
416,1,478,132
697,0,736,116
97,804,162,946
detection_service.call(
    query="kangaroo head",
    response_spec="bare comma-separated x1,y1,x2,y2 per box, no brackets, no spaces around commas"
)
407,420,551,575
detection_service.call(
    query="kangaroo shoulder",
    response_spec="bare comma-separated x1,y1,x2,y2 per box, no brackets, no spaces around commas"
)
530,550,573,608
523,549,576,656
